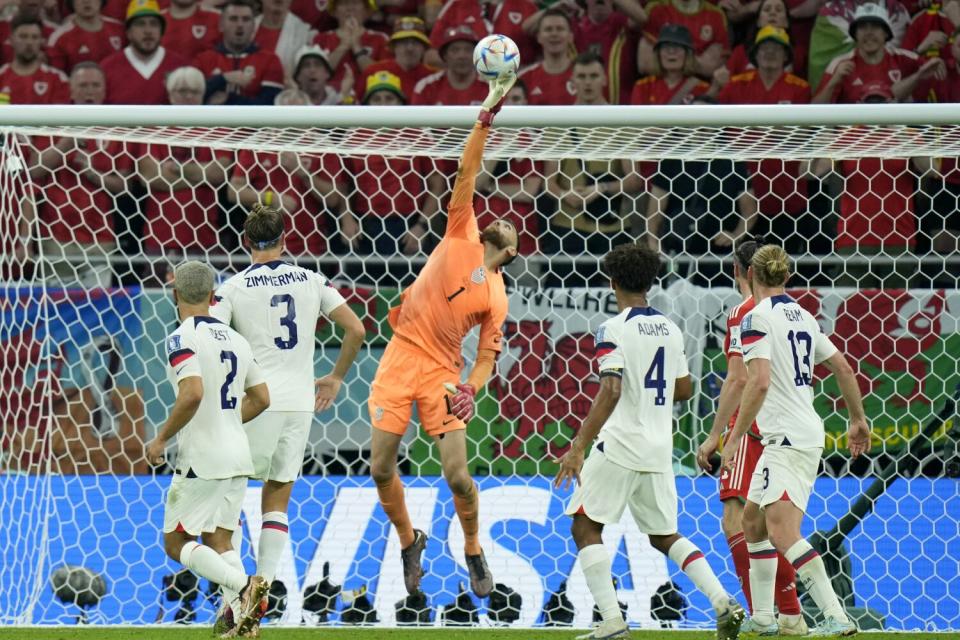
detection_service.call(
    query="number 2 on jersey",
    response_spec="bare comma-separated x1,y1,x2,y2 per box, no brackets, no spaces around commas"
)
787,330,813,386
271,293,298,350
644,346,667,406
220,350,238,409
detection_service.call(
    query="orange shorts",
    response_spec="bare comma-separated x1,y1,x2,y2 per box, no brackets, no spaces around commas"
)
369,338,465,437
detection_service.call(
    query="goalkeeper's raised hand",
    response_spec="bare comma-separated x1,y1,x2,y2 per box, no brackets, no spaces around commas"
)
478,72,517,128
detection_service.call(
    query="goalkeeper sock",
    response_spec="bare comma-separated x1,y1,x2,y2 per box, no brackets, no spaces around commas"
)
220,549,244,613
785,540,846,620
453,482,481,556
579,544,622,623
667,537,729,613
179,541,247,594
747,540,778,624
727,532,752,612
258,511,288,584
376,474,415,548
775,549,802,615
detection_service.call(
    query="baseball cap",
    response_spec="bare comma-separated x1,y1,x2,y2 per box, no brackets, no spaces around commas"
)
125,0,164,28
848,3,893,41
362,70,406,104
294,45,334,76
435,24,479,55
390,16,431,47
655,24,694,50
750,25,792,64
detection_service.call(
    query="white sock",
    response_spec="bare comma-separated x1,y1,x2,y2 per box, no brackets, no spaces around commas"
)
667,537,728,613
258,511,289,584
179,541,247,593
220,550,244,613
230,519,243,554
785,540,846,620
579,544,622,623
747,540,778,624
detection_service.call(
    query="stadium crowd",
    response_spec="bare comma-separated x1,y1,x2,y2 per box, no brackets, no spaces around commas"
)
2,0,959,291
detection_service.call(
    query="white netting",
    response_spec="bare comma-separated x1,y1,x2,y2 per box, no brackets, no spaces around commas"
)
1,111,958,630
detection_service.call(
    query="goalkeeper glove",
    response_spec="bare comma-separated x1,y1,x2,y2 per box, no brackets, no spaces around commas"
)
478,72,517,128
449,383,477,422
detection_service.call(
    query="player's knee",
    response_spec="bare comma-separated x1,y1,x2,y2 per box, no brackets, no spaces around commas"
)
570,515,603,549
741,502,765,541
163,534,184,562
720,501,744,538
647,533,679,555
370,458,397,487
444,468,474,497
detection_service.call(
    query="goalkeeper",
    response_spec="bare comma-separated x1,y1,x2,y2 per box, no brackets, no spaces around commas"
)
368,73,519,598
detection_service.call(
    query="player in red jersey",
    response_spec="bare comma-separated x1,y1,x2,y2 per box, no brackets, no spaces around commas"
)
162,0,219,61
517,8,576,106
640,0,729,78
430,0,538,67
360,16,434,102
194,0,285,104
0,13,69,104
412,24,486,105
47,0,125,72
697,237,806,636
630,24,708,105
313,0,388,95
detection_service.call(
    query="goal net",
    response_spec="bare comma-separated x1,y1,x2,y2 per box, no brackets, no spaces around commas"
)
1,105,958,630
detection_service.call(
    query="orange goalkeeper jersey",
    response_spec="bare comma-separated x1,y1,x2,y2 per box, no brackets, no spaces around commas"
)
388,124,508,373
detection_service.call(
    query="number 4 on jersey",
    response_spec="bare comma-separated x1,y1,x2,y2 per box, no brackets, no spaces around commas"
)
644,346,667,406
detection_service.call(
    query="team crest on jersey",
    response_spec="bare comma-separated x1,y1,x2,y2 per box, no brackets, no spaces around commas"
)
566,80,576,95
701,25,713,41
741,314,752,332
192,25,207,39
595,325,606,343
471,267,486,285
244,66,255,77
508,11,522,24
78,45,90,54
167,335,182,354
109,36,121,49
34,81,48,96
888,70,901,82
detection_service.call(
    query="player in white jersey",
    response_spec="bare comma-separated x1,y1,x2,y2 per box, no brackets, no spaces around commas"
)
555,243,745,640
211,204,365,593
721,245,869,637
145,261,272,638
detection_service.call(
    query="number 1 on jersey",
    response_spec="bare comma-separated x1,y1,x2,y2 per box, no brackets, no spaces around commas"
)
644,346,667,406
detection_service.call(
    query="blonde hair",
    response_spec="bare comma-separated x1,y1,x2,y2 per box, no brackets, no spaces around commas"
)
165,66,205,94
751,244,791,286
174,261,215,304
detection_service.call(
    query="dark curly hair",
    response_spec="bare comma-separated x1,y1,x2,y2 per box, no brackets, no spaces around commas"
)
244,203,285,250
733,234,767,271
603,243,661,294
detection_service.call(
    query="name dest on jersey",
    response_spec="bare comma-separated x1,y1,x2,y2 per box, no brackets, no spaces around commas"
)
243,271,309,288
637,321,670,336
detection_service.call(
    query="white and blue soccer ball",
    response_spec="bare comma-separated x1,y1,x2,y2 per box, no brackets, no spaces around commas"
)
473,34,520,82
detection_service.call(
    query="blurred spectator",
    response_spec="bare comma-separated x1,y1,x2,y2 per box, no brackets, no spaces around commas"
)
639,0,730,78
517,8,576,106
813,3,941,104
293,44,352,104
228,93,342,258
47,0,125,72
361,16,434,100
572,0,646,103
254,0,317,75
412,24,486,104
900,0,958,101
722,0,807,81
543,52,640,282
0,0,58,63
137,66,233,258
32,62,133,288
430,0,538,67
313,0,388,93
0,13,70,104
718,26,812,254
630,24,708,104
194,0,285,104
100,0,189,104
162,0,220,61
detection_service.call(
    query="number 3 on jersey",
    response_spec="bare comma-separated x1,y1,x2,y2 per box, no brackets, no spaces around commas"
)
644,346,667,406
787,330,812,387
271,293,298,350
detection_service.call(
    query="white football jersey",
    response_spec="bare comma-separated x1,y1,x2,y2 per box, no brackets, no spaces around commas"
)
594,307,690,473
164,315,264,479
740,293,839,450
211,261,348,412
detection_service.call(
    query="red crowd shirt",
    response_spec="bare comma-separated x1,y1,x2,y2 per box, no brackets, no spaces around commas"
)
46,17,125,71
101,47,189,104
430,0,538,67
0,64,69,104
518,61,575,105
723,295,760,436
194,45,286,99
41,138,132,244
837,155,916,249
345,153,429,219
817,47,921,104
254,24,281,54
360,59,436,102
630,74,708,104
574,11,639,104
719,70,810,218
313,29,388,93
162,7,220,61
901,7,955,57
474,157,542,255
411,70,488,105
141,143,233,252
232,150,340,256
725,40,808,80
643,0,728,55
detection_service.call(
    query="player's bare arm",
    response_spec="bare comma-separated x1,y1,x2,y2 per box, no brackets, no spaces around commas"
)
554,374,623,491
698,355,747,472
145,376,203,465
722,358,770,471
315,303,366,412
240,382,270,423
822,351,870,458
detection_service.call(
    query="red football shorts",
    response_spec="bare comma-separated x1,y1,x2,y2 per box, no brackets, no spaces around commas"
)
719,430,764,502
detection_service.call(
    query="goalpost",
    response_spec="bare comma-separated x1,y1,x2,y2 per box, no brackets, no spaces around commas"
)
0,104,958,629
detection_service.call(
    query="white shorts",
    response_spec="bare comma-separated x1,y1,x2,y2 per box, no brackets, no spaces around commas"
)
162,474,247,536
564,450,678,535
244,411,313,483
747,446,822,512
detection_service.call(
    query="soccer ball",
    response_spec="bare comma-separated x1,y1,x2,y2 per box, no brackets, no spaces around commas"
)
473,34,520,82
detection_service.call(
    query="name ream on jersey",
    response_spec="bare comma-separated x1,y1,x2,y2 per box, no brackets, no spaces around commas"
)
244,271,309,288
637,321,671,337
784,308,804,322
